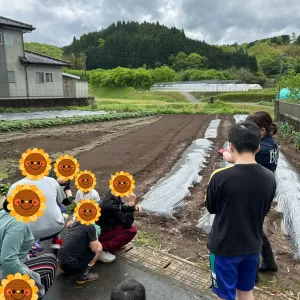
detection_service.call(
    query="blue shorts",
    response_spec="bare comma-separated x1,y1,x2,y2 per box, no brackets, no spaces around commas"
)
210,253,259,300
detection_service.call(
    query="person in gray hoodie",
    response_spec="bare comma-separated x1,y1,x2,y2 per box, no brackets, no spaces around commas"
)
0,200,57,299
8,176,66,249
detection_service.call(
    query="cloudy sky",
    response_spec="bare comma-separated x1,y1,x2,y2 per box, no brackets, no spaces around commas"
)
1,0,299,47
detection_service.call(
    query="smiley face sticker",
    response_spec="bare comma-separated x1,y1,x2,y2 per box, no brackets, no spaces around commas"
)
109,171,135,197
0,273,39,300
7,184,46,223
74,200,101,225
54,155,80,181
19,148,51,180
75,171,97,193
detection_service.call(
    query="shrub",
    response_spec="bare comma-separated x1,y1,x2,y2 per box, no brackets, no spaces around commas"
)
217,92,275,102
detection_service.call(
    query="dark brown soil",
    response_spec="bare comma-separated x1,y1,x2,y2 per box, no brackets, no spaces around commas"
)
277,137,300,173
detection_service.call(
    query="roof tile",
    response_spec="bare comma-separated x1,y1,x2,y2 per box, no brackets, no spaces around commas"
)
20,51,71,66
0,16,35,31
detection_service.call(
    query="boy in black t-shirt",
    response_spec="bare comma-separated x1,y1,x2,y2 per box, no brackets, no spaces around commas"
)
206,122,276,300
59,221,102,284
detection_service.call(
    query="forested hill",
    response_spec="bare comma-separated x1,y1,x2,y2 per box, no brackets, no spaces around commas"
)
24,42,64,59
62,21,257,71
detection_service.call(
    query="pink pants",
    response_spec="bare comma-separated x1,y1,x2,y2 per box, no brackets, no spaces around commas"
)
99,225,137,252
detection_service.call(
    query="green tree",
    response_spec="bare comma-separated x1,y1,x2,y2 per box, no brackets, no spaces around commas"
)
98,38,105,48
186,53,208,69
150,66,176,82
291,32,297,43
280,69,300,101
170,52,188,71
134,68,153,90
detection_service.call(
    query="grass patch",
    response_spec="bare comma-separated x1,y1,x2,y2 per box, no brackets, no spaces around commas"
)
134,230,158,248
92,87,188,103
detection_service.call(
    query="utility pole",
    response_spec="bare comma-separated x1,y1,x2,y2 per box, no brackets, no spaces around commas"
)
83,53,88,82
277,53,288,100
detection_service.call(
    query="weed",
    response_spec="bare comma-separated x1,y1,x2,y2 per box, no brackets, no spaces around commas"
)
278,122,300,151
134,230,158,248
0,183,10,196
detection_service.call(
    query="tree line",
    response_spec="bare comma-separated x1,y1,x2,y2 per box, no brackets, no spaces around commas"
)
62,66,266,90
62,21,258,72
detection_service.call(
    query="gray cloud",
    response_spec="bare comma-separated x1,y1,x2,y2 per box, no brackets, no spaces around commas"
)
1,0,299,46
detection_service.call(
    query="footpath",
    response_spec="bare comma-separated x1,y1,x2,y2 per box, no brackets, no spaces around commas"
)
44,243,292,300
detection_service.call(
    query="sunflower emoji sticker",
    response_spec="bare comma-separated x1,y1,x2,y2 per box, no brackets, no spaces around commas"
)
19,148,51,180
74,200,101,225
109,171,135,197
7,185,46,223
0,273,39,300
54,155,80,181
75,171,97,193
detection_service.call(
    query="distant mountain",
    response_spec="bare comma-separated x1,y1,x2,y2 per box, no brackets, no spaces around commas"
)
62,21,258,72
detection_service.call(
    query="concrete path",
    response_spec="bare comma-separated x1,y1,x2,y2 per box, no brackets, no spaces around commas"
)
44,258,211,300
41,241,285,300
181,92,201,103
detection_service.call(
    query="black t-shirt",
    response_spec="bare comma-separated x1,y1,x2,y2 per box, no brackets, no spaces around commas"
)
206,164,276,256
256,135,279,173
59,222,97,266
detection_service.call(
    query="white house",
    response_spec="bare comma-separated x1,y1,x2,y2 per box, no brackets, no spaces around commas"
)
0,16,88,99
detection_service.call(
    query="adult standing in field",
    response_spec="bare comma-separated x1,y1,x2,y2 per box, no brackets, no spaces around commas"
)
208,122,276,300
219,111,279,275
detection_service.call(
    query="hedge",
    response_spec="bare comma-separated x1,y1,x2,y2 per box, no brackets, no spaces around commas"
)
216,92,276,102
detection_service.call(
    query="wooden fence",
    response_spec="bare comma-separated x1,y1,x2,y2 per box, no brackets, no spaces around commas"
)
275,101,300,131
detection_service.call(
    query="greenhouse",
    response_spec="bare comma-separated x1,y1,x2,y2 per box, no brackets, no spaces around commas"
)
151,82,262,92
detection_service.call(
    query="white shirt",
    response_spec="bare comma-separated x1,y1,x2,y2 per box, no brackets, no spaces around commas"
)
75,189,101,204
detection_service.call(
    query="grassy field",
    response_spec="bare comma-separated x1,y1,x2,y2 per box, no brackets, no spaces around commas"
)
89,88,274,115
0,88,274,132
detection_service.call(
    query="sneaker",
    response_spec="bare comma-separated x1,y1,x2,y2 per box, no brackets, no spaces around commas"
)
98,251,116,263
76,267,98,284
51,237,63,250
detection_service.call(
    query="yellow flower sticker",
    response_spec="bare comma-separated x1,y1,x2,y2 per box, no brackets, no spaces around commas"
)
75,171,97,193
74,199,101,225
19,148,51,180
0,273,39,300
54,155,80,181
109,171,135,197
7,184,46,223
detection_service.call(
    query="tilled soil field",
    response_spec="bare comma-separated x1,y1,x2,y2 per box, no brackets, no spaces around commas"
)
1,114,300,296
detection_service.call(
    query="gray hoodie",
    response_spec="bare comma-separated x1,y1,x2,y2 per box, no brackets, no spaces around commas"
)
8,177,65,239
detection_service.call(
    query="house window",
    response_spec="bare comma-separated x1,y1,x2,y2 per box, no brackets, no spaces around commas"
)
46,73,53,82
36,72,44,83
4,33,12,46
0,33,3,44
8,71,15,83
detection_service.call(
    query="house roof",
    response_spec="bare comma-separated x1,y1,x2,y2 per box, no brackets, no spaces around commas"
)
20,51,72,67
0,16,35,31
62,72,80,80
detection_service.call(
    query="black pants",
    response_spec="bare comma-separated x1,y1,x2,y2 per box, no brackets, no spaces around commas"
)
262,231,271,249
59,250,95,275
